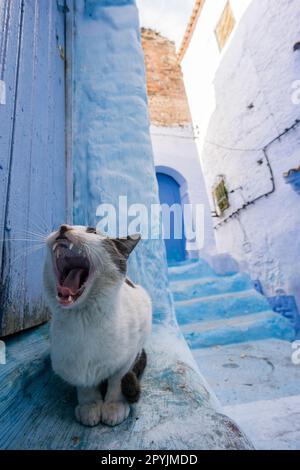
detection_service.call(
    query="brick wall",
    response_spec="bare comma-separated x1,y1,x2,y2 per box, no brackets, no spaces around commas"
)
141,28,191,127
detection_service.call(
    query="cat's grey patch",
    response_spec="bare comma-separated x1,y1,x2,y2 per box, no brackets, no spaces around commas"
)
121,372,141,404
103,235,141,275
125,278,136,288
111,235,141,260
103,239,127,274
132,349,147,378
121,349,147,404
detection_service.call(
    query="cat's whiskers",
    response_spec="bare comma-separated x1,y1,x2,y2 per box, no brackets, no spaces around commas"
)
8,243,46,267
82,243,97,271
19,229,47,240
0,206,50,236
83,243,104,274
0,238,46,243
29,211,50,233
0,226,47,241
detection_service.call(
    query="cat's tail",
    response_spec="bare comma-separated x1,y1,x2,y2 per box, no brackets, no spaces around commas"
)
121,349,147,404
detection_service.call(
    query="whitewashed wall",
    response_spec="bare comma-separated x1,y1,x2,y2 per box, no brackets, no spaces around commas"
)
182,0,252,146
151,125,216,256
182,0,300,306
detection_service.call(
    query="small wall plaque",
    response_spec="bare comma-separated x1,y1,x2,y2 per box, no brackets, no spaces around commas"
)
212,177,230,216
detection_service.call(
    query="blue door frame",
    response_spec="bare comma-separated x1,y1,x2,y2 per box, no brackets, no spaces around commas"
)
156,172,186,263
0,0,68,336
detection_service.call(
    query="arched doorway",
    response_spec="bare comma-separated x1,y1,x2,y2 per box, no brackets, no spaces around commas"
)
156,172,186,263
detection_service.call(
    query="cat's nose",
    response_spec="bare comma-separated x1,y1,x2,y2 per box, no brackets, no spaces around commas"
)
59,224,71,236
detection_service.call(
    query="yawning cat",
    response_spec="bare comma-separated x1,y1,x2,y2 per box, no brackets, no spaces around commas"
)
44,224,152,427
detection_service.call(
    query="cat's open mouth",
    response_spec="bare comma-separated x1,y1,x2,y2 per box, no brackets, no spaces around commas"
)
52,239,91,307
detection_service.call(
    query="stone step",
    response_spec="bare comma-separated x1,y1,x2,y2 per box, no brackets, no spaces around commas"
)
192,339,300,449
175,289,272,325
224,395,300,450
181,311,295,349
168,260,216,282
192,339,300,406
170,272,253,301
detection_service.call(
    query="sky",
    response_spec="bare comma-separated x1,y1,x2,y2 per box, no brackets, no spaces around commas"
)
136,0,195,50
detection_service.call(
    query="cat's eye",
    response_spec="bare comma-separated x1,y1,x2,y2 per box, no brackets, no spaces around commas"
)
86,227,97,234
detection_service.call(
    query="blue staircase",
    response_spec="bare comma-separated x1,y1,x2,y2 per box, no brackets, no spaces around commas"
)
169,259,295,349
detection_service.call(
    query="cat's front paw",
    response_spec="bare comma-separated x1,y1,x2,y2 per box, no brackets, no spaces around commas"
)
101,401,130,427
75,401,103,427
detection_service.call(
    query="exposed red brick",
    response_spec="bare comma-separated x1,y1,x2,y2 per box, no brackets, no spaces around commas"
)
141,28,192,127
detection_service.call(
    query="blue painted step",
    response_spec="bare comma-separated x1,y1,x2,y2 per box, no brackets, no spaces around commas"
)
170,272,253,301
169,258,295,347
175,289,272,325
168,260,216,282
181,311,295,349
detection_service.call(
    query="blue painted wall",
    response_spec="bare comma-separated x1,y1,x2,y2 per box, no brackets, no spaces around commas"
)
72,0,174,322
0,0,67,335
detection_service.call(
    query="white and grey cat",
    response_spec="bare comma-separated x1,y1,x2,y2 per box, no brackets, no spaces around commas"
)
44,224,152,427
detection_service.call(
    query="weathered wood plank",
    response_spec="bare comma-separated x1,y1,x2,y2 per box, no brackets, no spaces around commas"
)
0,1,67,336
0,0,23,269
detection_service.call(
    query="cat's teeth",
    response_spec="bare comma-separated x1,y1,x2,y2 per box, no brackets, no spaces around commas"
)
68,296,73,302
56,249,60,258
69,243,74,250
53,243,58,252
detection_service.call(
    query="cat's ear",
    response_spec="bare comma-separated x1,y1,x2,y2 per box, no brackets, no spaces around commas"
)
111,234,141,259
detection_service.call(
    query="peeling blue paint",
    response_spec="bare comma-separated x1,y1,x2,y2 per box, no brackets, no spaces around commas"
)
268,294,300,336
284,169,300,195
72,0,173,322
85,0,136,18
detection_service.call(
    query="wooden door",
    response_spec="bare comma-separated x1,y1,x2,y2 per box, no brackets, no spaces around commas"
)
0,0,67,336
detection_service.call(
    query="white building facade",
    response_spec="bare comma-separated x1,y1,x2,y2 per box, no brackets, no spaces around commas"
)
181,0,300,308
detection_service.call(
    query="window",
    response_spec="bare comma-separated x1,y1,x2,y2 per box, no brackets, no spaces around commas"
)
212,177,230,216
215,1,236,51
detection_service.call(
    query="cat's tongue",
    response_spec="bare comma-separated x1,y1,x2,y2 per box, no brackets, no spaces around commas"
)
57,268,84,305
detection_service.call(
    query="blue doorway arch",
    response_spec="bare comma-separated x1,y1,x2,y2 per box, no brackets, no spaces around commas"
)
156,172,186,263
